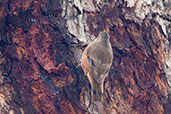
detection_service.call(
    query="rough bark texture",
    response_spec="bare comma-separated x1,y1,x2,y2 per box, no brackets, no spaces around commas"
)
0,0,170,114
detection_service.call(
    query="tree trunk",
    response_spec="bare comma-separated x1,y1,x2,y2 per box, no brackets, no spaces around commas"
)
0,0,170,114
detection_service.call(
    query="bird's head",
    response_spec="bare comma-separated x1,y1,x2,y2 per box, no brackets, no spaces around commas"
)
98,31,110,42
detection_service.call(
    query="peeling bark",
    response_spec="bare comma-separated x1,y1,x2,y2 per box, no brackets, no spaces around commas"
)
0,0,170,114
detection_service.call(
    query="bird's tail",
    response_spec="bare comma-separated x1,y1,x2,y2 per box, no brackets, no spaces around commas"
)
91,80,103,101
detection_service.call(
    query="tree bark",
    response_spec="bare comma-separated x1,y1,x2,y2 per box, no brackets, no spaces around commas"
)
0,0,170,114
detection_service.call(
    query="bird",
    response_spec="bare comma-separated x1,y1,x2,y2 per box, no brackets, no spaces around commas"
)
81,31,113,101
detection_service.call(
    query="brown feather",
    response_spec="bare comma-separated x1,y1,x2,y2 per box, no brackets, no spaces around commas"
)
81,31,113,101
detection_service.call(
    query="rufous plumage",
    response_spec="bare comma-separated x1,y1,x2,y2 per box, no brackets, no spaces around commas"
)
81,31,113,101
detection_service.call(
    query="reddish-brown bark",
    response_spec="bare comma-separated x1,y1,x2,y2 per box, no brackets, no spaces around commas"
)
0,0,170,114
